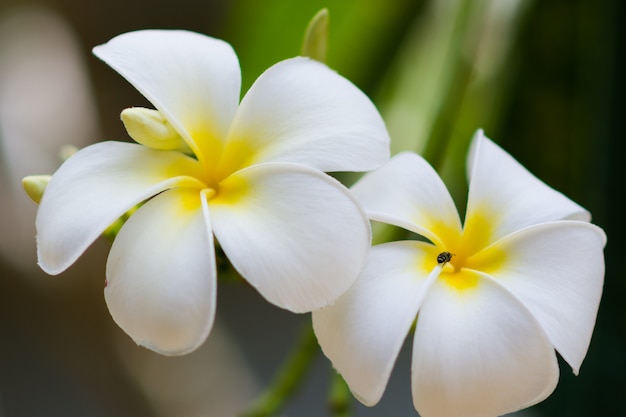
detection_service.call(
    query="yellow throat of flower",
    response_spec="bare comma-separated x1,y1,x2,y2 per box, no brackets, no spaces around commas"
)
428,207,507,291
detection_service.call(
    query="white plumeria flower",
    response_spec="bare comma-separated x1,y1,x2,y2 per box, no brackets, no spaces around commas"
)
36,30,390,355
313,130,606,417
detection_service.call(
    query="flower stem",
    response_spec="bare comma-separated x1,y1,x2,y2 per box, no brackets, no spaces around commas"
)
240,321,319,417
328,371,353,417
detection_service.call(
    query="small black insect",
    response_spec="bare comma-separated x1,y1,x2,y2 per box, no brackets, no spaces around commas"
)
437,251,454,264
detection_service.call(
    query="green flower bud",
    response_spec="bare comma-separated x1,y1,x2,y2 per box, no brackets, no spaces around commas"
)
22,175,51,204
121,107,190,152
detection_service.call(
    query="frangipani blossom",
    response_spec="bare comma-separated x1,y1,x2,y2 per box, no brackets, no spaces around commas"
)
313,130,605,417
35,30,389,355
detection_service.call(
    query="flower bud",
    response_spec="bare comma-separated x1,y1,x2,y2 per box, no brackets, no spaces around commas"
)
121,107,190,152
22,175,51,203
301,8,329,63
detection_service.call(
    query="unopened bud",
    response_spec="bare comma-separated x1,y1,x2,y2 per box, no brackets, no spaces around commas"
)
59,144,79,161
301,8,329,63
22,175,51,204
121,107,190,152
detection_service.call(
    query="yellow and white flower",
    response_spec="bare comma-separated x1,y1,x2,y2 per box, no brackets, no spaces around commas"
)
313,130,605,417
36,30,389,355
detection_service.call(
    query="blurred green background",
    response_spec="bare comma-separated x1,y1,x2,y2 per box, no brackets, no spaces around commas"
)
0,0,623,416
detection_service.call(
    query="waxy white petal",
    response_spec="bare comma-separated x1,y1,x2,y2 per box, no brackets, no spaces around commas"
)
106,188,216,355
412,273,559,417
222,57,389,174
466,130,590,243
476,220,606,373
351,152,462,246
210,163,370,312
93,30,241,163
36,141,204,274
313,241,441,406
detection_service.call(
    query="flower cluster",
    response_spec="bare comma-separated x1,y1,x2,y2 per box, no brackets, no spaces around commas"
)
31,29,605,417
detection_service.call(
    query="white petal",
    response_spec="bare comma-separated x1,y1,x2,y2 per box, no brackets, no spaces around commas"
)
36,141,204,274
93,30,241,163
313,241,441,406
466,130,590,243
351,152,462,246
473,220,606,373
105,187,216,355
209,163,370,312
221,57,389,174
412,273,559,417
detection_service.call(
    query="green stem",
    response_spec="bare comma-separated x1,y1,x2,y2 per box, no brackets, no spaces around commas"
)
328,371,353,417
240,321,319,417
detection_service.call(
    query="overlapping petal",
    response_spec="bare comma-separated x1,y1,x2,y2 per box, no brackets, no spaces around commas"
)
472,220,606,373
466,131,590,243
105,187,216,355
412,273,559,417
93,30,241,164
313,241,441,406
221,57,389,175
209,163,370,312
36,141,204,274
351,152,462,247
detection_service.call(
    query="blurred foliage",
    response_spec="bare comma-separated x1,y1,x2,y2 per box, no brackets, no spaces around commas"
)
502,1,624,416
221,0,424,94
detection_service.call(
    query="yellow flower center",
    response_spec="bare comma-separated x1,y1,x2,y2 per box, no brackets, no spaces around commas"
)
428,205,506,291
189,132,255,205
122,107,258,205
